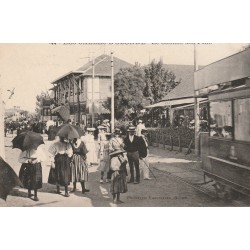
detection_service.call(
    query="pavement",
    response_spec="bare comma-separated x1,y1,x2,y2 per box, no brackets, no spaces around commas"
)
1,132,249,207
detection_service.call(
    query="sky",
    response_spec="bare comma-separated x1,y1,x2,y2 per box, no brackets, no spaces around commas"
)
0,43,247,112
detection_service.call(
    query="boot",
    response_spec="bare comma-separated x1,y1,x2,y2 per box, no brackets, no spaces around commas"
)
70,182,76,193
56,185,61,194
28,189,33,198
65,185,70,197
81,181,90,194
34,189,39,201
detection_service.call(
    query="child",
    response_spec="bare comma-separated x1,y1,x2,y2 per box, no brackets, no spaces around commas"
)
109,149,128,204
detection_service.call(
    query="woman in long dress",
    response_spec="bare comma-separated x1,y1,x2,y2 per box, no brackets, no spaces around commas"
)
70,138,90,194
109,149,128,204
81,128,98,166
18,145,47,201
48,137,73,197
97,126,110,183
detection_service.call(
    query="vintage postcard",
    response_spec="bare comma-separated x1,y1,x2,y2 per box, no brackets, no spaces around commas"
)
0,43,250,207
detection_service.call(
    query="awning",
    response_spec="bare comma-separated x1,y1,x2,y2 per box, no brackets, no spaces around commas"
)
145,98,207,109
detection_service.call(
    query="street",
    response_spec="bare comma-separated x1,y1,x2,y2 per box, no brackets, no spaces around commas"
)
1,134,238,207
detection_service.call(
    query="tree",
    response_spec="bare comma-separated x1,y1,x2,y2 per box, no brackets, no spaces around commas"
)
35,91,47,119
144,60,180,103
103,65,149,120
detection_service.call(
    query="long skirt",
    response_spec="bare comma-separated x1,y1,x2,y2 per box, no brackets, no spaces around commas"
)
48,154,71,186
19,163,42,190
70,154,88,182
110,171,127,194
85,142,98,165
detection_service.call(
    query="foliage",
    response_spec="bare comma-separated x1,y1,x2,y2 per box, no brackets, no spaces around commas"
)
102,60,179,121
144,60,180,103
35,91,46,116
103,64,150,120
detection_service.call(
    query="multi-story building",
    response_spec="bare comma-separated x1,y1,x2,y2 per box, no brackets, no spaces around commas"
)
50,54,132,125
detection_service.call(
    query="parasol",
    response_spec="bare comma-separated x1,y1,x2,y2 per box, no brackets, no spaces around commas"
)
12,131,45,151
71,125,85,137
56,124,82,139
0,156,23,200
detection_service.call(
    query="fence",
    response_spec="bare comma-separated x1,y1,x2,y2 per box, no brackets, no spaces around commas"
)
148,127,195,154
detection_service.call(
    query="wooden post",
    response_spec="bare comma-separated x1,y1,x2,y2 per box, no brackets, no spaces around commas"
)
170,135,173,151
186,139,193,155
194,44,200,156
178,135,182,152
111,52,115,133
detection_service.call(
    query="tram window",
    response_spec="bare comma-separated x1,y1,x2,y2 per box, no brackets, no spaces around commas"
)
209,101,233,139
234,98,250,141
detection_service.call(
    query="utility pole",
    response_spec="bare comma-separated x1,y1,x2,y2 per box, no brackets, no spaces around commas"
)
92,56,95,127
111,52,115,132
0,75,5,159
194,43,200,155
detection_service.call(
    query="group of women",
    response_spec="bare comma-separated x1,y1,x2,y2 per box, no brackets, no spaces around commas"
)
17,125,150,204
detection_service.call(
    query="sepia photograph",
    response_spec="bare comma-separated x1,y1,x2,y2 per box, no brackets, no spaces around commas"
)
1,1,250,250
1,43,250,207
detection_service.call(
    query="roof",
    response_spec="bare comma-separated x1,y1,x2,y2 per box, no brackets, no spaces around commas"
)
194,48,250,90
52,54,132,84
77,54,132,76
161,64,202,100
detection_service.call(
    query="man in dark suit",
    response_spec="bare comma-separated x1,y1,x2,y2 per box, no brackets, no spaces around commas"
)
123,126,146,184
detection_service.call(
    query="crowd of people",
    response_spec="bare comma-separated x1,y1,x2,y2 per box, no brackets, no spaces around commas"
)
14,118,152,204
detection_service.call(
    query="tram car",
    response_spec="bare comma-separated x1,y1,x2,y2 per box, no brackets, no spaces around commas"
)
195,48,250,197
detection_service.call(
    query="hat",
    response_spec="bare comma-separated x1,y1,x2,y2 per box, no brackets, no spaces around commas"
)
114,128,121,133
103,119,109,123
87,128,95,132
127,126,136,132
138,119,142,123
109,149,126,157
141,128,148,134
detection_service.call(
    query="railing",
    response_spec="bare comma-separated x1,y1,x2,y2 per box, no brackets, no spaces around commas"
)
148,127,195,154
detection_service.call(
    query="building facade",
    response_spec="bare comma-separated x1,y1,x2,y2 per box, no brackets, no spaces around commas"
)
50,54,132,125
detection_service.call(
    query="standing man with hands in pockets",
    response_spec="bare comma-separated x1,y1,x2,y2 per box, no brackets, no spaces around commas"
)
123,126,146,184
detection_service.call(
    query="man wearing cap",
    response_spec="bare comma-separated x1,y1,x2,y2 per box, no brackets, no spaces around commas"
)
123,126,145,184
136,119,145,137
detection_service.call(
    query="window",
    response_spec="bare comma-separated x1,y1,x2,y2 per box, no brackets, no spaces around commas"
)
209,101,233,139
234,98,250,141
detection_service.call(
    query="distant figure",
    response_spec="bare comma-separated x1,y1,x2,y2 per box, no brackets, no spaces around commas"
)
136,119,145,136
81,128,98,166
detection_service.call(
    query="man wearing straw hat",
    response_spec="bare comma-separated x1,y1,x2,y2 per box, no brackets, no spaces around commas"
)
123,126,145,184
